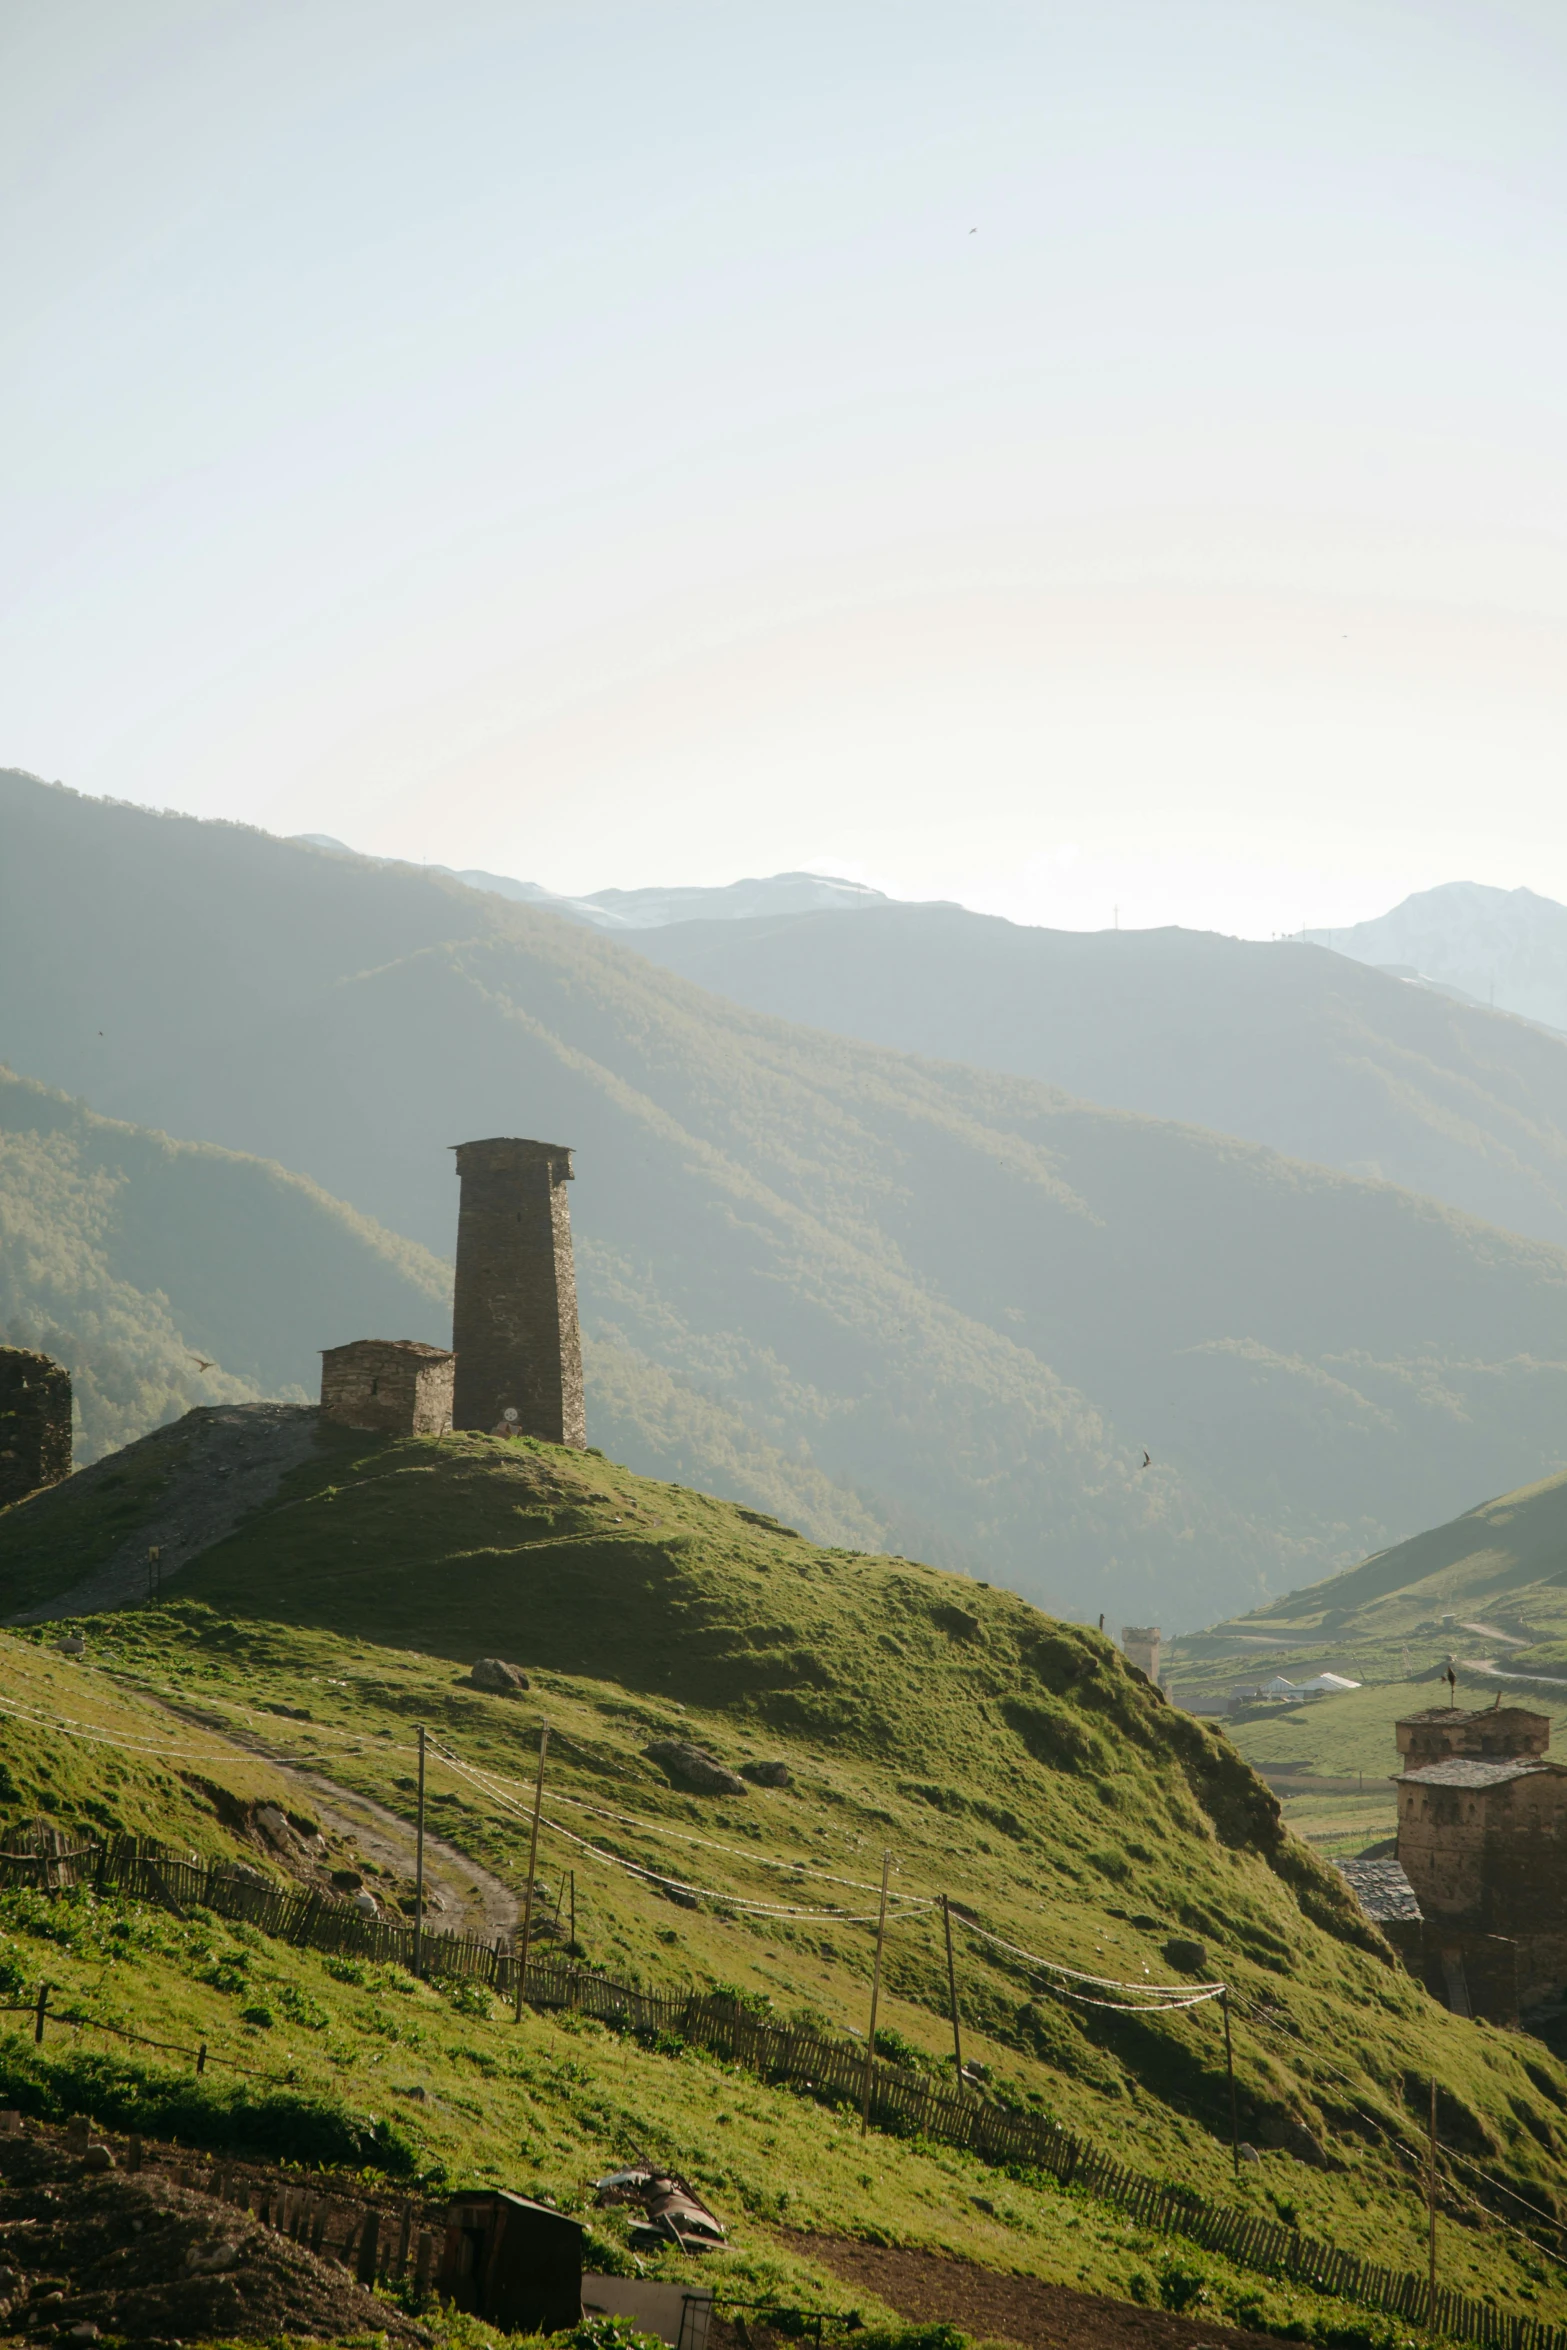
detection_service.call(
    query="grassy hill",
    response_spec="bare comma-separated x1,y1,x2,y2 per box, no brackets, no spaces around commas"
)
1211,1469,1567,1653
12,772,1567,1628
634,901,1567,1253
6,1427,1567,2343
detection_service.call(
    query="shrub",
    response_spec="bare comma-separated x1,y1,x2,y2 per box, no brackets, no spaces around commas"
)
0,2040,418,2171
550,2319,665,2350
442,1978,495,2020
1157,2257,1210,2312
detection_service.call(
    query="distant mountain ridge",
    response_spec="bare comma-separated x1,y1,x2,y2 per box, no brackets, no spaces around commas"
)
12,770,1567,1630
631,900,1567,1253
1304,881,1567,1034
290,836,903,930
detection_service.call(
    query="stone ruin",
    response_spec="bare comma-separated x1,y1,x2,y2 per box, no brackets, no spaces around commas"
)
1339,1698,1567,2025
320,1339,455,1437
0,1346,72,1509
1120,1625,1161,1684
318,1135,586,1450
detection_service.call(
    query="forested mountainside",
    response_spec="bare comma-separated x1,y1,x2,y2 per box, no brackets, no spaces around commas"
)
7,770,1567,1628
634,899,1567,1250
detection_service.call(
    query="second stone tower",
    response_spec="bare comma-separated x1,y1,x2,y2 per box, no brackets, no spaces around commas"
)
451,1137,586,1447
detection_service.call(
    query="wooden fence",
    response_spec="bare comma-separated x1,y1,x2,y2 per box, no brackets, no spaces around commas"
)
3,1836,1562,2349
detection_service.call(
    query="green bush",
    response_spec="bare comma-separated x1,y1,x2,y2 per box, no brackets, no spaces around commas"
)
1157,2257,1211,2313
0,2037,419,2171
442,1978,495,2020
549,2319,665,2350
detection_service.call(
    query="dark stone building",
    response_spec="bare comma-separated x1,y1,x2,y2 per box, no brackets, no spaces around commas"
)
320,1339,455,1436
450,1138,586,1447
1339,1699,1567,2022
0,1348,72,1508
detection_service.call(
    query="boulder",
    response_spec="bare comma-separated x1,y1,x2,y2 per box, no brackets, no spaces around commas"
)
739,1759,792,1788
470,1657,530,1695
643,1740,748,1796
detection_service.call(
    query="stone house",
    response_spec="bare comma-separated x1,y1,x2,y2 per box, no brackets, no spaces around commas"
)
1373,1701,1567,2021
320,1340,455,1437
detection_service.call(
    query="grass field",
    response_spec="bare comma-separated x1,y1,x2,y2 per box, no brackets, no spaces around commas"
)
6,1426,1567,2342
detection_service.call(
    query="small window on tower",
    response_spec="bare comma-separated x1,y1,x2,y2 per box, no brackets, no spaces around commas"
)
371,1377,380,1396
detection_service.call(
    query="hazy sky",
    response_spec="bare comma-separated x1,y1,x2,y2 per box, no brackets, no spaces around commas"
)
5,1,1567,934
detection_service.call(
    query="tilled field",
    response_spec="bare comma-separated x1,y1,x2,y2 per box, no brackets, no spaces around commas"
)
790,2232,1287,2350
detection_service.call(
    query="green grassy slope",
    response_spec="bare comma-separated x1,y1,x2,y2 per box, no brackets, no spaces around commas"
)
1205,1469,1567,1651
635,902,1567,1252
5,1442,1567,2340
9,776,1567,1627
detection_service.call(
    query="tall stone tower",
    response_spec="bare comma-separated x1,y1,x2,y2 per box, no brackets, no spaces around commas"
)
451,1138,586,1447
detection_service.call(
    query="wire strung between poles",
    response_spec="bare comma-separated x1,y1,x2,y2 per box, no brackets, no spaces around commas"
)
438,1749,937,1922
958,1917,1228,2009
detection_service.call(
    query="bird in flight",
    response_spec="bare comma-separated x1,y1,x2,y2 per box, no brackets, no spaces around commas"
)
1140,1451,1151,1469
187,1352,214,1373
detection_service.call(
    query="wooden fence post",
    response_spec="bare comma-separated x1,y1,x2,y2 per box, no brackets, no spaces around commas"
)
1437,2077,1447,2331
941,1895,965,2089
34,1983,49,2044
1221,1987,1239,2173
514,1724,550,2023
860,1851,892,2137
413,1726,428,1980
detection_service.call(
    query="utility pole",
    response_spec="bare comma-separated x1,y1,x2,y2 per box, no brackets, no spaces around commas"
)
860,1850,892,2137
1437,2077,1447,2331
514,1725,550,2023
412,1727,427,1979
1222,1987,1239,2173
942,1895,965,2089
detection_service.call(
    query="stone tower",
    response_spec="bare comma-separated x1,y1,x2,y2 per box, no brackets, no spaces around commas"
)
451,1138,586,1447
0,1347,72,1508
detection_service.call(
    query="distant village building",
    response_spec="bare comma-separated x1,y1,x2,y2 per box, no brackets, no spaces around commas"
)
1121,1626,1161,1684
0,1347,72,1508
450,1138,586,1448
1340,1699,1567,2024
319,1340,455,1436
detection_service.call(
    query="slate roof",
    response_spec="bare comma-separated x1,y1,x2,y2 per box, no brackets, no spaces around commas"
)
1338,1857,1422,1924
1397,1758,1556,1790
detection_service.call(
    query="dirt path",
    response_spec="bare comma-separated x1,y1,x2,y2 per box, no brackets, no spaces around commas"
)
152,1689,519,1943
786,2234,1283,2350
10,1404,322,1625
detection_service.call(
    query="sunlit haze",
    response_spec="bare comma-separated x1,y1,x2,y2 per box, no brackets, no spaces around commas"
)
6,1,1567,934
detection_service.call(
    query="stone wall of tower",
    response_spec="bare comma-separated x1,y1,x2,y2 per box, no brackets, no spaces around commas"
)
1121,1625,1161,1683
0,1347,72,1508
451,1138,586,1447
